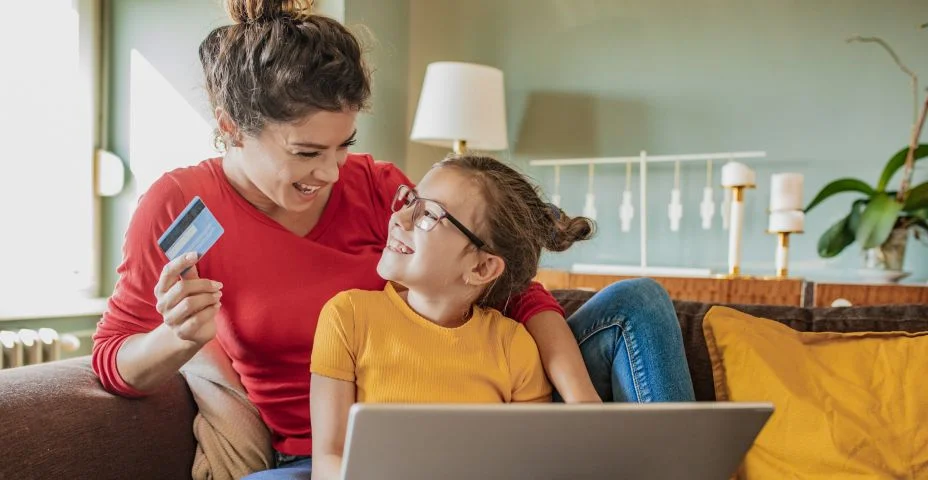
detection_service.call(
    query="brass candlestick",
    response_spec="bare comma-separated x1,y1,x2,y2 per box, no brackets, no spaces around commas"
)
776,231,791,278
724,185,754,277
766,210,804,279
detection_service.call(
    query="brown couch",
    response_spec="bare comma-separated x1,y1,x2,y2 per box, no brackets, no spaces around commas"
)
2,292,926,480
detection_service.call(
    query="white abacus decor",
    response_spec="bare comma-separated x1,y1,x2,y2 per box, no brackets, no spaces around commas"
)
529,150,767,277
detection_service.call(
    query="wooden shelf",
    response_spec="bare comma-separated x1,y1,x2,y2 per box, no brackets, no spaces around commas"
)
813,282,928,307
535,269,927,307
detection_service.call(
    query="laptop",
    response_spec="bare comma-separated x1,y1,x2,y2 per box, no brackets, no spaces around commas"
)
341,402,773,480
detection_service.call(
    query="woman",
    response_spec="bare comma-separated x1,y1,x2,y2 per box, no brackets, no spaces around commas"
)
91,1,694,478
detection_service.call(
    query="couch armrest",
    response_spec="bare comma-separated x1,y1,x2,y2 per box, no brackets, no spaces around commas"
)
0,356,197,480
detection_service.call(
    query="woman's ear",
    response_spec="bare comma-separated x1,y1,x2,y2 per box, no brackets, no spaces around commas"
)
216,107,243,147
464,252,505,287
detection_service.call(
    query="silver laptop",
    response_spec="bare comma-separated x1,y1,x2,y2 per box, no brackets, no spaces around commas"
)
341,402,773,480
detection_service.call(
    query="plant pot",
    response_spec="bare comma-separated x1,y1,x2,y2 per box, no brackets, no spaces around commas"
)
863,227,909,271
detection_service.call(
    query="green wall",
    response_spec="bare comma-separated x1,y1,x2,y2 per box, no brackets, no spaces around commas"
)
405,0,928,280
98,0,927,294
346,0,411,164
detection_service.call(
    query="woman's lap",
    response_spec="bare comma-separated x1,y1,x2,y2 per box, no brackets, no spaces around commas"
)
564,278,695,402
241,455,312,480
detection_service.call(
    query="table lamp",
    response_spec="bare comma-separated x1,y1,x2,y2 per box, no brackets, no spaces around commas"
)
410,62,508,155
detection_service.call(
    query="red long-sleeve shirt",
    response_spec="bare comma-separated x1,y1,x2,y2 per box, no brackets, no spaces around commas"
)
92,154,564,455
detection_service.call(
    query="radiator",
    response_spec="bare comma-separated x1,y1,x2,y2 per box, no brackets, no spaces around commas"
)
0,328,81,370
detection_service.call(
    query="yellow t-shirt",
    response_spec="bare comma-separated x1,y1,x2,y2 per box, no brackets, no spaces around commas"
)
310,283,552,403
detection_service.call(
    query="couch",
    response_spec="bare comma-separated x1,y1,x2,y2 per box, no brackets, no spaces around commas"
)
2,291,926,479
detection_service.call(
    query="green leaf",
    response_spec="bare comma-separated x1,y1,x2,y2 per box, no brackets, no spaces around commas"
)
804,178,875,212
909,207,928,220
847,199,867,232
876,144,928,192
817,215,855,258
902,181,928,211
855,193,904,248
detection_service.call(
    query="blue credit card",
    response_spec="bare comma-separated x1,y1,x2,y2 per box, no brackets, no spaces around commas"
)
158,196,224,261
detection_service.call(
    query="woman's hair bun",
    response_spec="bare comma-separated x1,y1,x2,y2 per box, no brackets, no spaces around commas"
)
225,0,313,24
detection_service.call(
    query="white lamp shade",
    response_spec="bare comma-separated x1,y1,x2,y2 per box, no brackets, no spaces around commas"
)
410,62,508,151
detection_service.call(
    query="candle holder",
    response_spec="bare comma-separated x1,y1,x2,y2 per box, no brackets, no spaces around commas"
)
766,210,805,279
766,174,805,279
769,231,796,278
723,184,755,277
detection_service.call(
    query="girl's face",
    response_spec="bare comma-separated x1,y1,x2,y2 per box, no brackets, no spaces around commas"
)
377,167,493,295
232,109,358,214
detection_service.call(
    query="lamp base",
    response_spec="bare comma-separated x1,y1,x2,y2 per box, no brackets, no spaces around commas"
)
452,139,468,155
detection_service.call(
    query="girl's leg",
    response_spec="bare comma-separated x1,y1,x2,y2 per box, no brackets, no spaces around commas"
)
566,278,695,402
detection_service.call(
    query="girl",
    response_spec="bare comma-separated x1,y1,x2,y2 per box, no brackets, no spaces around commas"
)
310,154,586,479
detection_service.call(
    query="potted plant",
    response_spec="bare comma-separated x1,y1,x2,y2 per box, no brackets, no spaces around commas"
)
805,32,928,277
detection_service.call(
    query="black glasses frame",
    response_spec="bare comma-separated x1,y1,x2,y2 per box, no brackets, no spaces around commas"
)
392,185,491,252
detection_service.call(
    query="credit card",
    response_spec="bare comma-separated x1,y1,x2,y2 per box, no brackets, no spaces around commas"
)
158,196,224,261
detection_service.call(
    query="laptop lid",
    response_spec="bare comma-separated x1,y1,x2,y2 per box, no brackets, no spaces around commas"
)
341,402,773,480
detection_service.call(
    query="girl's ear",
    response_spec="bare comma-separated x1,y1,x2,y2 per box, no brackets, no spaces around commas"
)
464,252,505,287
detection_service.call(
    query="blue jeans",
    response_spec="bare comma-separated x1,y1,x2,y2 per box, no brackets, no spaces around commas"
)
565,278,695,402
242,453,312,479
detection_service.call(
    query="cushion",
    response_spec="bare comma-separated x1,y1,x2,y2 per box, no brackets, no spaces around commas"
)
703,306,928,479
674,301,928,401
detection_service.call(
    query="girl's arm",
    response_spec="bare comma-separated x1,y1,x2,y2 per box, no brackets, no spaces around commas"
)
524,311,602,403
310,374,356,480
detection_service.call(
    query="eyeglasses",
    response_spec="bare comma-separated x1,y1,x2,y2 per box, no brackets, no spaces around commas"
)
391,185,490,252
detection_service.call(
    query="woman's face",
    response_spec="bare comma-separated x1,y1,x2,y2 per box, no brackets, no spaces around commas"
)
377,167,489,293
236,109,358,214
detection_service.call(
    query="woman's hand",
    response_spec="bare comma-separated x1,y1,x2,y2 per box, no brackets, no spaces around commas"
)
525,311,602,403
113,252,224,393
154,252,222,347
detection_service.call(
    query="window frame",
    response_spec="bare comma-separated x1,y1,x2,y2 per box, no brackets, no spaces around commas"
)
0,0,107,321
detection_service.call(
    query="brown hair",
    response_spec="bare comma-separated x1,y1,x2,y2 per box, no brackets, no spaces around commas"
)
436,154,595,309
199,0,370,145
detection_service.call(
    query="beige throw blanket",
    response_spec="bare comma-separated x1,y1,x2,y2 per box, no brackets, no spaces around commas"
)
180,340,274,480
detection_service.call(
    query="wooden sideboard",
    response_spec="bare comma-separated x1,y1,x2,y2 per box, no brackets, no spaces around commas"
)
534,269,928,307
812,282,928,307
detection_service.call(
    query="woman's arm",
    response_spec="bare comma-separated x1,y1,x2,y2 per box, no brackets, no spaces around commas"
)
310,374,356,480
524,311,601,403
504,282,601,403
92,174,219,396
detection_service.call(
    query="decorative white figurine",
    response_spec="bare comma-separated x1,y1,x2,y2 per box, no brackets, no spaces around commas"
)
583,164,597,220
550,165,562,207
620,191,634,232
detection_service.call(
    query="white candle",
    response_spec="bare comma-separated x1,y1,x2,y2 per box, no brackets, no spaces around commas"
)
768,210,805,233
770,173,804,211
721,161,756,187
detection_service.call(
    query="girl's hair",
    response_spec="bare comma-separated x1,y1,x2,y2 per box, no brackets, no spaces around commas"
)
199,0,370,146
436,154,595,309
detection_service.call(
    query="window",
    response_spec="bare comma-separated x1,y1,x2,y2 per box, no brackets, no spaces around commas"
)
0,0,101,306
